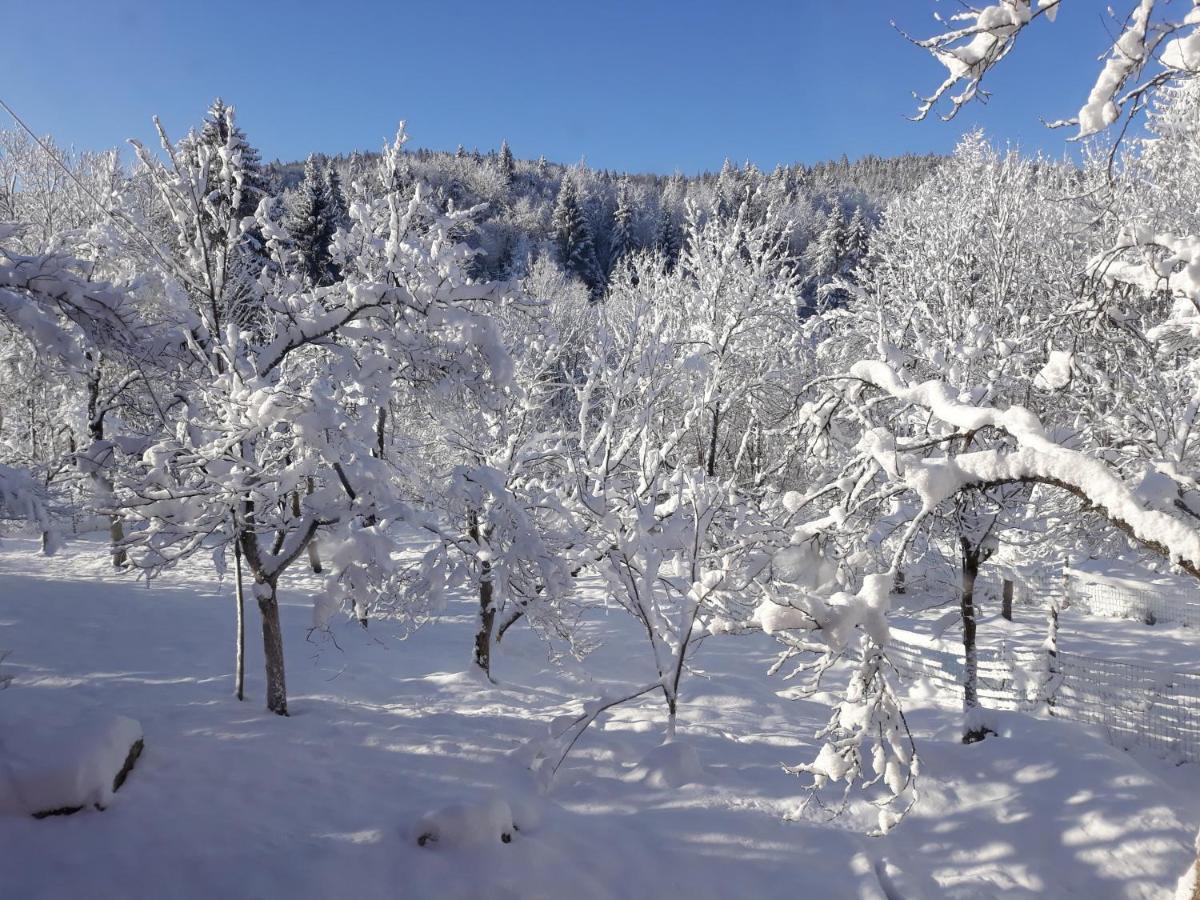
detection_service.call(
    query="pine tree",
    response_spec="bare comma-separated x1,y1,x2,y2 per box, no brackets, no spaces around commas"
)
324,163,349,230
552,177,601,292
716,158,742,219
285,155,337,286
843,206,870,266
806,205,846,284
176,99,275,330
655,204,681,271
192,98,272,224
609,181,636,275
498,139,515,187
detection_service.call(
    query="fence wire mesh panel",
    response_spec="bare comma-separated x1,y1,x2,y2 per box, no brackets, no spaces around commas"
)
1049,650,1200,762
887,639,1041,712
888,635,1200,764
1066,570,1200,628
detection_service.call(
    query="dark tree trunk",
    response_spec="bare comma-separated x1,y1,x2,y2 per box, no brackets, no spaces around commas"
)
84,356,127,569
299,479,322,574
1001,578,1014,621
706,403,720,477
234,537,245,702
469,512,495,679
256,580,288,716
473,573,495,678
374,405,387,459
960,537,991,744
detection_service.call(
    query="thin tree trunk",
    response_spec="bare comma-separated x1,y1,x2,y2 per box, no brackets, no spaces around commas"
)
1001,578,1014,621
300,478,322,574
469,512,495,678
256,579,288,716
374,405,387,459
107,508,128,569
473,572,495,678
706,403,720,477
234,537,245,702
306,540,322,575
960,537,990,743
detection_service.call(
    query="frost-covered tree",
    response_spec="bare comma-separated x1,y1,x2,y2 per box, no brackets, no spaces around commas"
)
285,155,338,286
749,0,1200,839
498,139,515,188
551,176,601,293
120,122,511,716
608,181,636,276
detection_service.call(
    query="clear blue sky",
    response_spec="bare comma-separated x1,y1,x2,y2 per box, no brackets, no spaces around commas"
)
7,1,1121,173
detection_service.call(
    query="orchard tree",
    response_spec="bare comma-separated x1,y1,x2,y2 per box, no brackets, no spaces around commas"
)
120,118,512,716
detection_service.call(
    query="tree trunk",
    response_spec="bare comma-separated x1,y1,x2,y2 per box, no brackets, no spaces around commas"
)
107,508,128,569
473,567,495,678
256,580,288,716
1001,578,1013,621
469,513,495,679
234,538,245,702
306,539,322,575
960,538,991,743
706,402,720,477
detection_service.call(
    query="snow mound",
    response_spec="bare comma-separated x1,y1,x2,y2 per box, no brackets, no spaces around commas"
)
0,712,143,817
630,740,703,788
414,795,516,848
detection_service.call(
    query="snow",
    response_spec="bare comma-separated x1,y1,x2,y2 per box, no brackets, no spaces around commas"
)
629,740,703,789
1033,349,1073,391
413,795,516,847
0,712,142,816
0,536,1195,897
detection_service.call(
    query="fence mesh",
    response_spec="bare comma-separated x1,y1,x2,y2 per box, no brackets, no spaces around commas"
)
888,634,1200,764
1067,574,1200,628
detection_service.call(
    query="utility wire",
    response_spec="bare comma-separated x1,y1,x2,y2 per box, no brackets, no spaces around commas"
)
0,95,199,291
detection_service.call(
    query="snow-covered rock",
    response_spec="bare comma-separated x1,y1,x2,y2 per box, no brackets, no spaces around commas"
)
630,740,703,788
0,712,143,817
414,795,515,848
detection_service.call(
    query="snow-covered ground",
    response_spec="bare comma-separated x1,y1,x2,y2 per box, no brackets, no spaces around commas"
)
0,537,1196,898
893,583,1198,669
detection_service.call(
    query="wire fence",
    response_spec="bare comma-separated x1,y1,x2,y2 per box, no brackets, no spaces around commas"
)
888,632,1200,764
1065,570,1200,628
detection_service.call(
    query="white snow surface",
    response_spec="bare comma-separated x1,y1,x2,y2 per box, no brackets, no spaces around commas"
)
0,711,142,815
0,536,1195,898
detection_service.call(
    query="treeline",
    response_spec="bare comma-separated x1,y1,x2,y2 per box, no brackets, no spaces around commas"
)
266,134,941,298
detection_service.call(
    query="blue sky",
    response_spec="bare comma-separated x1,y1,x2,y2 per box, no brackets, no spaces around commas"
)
8,1,1118,173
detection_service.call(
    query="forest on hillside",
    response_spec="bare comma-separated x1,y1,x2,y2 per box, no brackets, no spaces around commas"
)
5,2,1200,896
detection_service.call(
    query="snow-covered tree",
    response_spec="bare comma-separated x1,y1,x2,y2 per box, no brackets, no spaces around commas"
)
551,176,601,293
285,155,339,286
120,121,511,716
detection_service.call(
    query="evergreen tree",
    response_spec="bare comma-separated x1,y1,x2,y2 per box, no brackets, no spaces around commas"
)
609,181,636,275
285,155,337,286
192,98,273,224
552,177,601,292
655,204,681,271
498,139,515,187
805,205,846,284
324,162,349,230
176,99,274,330
843,206,870,265
716,158,742,219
